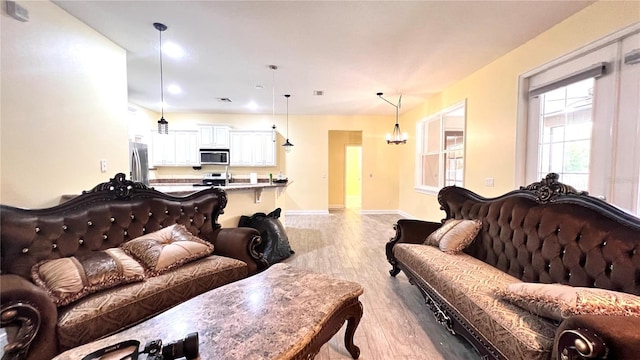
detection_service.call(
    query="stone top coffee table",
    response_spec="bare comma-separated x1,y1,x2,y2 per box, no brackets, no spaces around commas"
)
53,263,364,360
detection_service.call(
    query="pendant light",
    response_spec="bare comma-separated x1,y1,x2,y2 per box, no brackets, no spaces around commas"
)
269,65,278,142
282,94,294,152
154,22,169,134
377,92,407,144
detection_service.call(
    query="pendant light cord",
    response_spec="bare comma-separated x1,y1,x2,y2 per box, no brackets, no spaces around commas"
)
159,28,164,118
269,65,278,141
285,94,290,138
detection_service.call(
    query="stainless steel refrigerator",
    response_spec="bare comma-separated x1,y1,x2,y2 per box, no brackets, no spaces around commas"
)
129,141,149,185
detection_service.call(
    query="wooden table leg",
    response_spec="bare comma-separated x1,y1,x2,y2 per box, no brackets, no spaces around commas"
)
343,300,363,359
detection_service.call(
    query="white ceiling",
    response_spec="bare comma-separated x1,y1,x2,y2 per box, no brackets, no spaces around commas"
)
53,0,593,116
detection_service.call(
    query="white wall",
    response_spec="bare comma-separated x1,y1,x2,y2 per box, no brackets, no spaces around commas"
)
1,0,129,207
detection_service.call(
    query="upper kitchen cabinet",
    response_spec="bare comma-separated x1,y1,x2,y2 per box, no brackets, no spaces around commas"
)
199,125,230,149
151,133,176,166
229,130,276,167
151,130,199,167
174,131,200,166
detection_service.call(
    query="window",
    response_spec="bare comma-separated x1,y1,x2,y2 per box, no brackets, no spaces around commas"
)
519,27,640,215
537,78,593,191
416,101,466,193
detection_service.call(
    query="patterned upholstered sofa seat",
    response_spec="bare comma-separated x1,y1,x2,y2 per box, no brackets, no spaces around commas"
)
386,174,640,360
0,173,268,360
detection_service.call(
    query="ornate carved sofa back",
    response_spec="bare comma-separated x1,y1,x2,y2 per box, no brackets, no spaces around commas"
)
438,174,640,295
1,173,227,279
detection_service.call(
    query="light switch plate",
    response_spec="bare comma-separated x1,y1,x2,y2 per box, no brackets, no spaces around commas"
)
100,159,108,172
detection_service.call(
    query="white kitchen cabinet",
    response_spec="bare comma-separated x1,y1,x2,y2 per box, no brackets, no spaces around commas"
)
229,130,276,167
175,131,200,166
199,125,230,149
151,133,176,166
151,131,199,167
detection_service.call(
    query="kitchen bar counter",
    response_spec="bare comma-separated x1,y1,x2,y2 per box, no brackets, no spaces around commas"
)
61,181,290,228
158,181,290,227
150,181,289,196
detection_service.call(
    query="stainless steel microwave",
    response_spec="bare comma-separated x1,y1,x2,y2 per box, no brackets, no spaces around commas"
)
199,149,229,165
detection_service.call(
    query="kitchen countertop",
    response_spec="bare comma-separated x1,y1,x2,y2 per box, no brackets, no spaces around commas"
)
60,181,290,204
150,181,289,196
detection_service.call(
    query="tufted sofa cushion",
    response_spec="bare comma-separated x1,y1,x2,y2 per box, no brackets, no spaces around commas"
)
31,248,145,306
121,224,214,276
1,193,223,280
496,282,640,321
56,255,247,351
394,243,557,360
439,189,640,295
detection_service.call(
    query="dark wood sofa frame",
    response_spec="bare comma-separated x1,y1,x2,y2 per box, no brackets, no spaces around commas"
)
0,173,268,360
386,173,640,360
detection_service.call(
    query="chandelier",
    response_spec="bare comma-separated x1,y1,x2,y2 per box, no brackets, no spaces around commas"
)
377,92,407,144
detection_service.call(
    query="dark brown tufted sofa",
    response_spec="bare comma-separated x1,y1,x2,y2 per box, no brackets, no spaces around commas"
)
386,173,640,360
0,173,267,360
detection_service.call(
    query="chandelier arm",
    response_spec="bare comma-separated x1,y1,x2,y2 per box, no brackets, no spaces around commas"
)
378,94,398,109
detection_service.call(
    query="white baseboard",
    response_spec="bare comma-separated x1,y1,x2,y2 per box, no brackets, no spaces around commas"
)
397,210,417,219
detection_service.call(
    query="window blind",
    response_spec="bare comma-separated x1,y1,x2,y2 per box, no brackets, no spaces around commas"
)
529,62,607,97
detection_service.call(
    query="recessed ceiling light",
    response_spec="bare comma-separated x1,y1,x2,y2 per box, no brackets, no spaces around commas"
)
314,90,324,96
217,97,232,103
162,42,184,58
167,84,182,94
246,101,258,110
255,85,264,90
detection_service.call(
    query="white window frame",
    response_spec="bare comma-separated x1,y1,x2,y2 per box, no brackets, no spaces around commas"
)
415,100,467,195
516,23,640,214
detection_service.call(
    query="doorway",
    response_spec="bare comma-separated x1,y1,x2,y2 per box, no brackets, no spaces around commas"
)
328,131,363,210
345,145,362,209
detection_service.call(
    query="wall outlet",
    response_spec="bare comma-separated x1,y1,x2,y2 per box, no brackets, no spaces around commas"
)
485,177,495,187
100,159,108,173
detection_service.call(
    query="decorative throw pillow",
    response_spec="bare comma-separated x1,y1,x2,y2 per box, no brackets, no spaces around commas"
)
424,219,482,253
121,224,214,276
31,248,145,307
496,282,640,322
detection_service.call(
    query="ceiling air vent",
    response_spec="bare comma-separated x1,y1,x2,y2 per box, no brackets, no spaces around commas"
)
313,90,324,96
217,97,232,103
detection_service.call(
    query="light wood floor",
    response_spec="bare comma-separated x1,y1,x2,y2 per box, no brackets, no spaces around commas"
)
282,209,479,360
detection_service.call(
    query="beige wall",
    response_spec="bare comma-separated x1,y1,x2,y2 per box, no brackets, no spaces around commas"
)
328,130,362,208
398,1,640,221
1,1,128,207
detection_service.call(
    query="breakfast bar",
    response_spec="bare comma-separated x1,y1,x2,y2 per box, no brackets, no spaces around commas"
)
150,181,291,228
53,263,364,360
61,180,291,229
